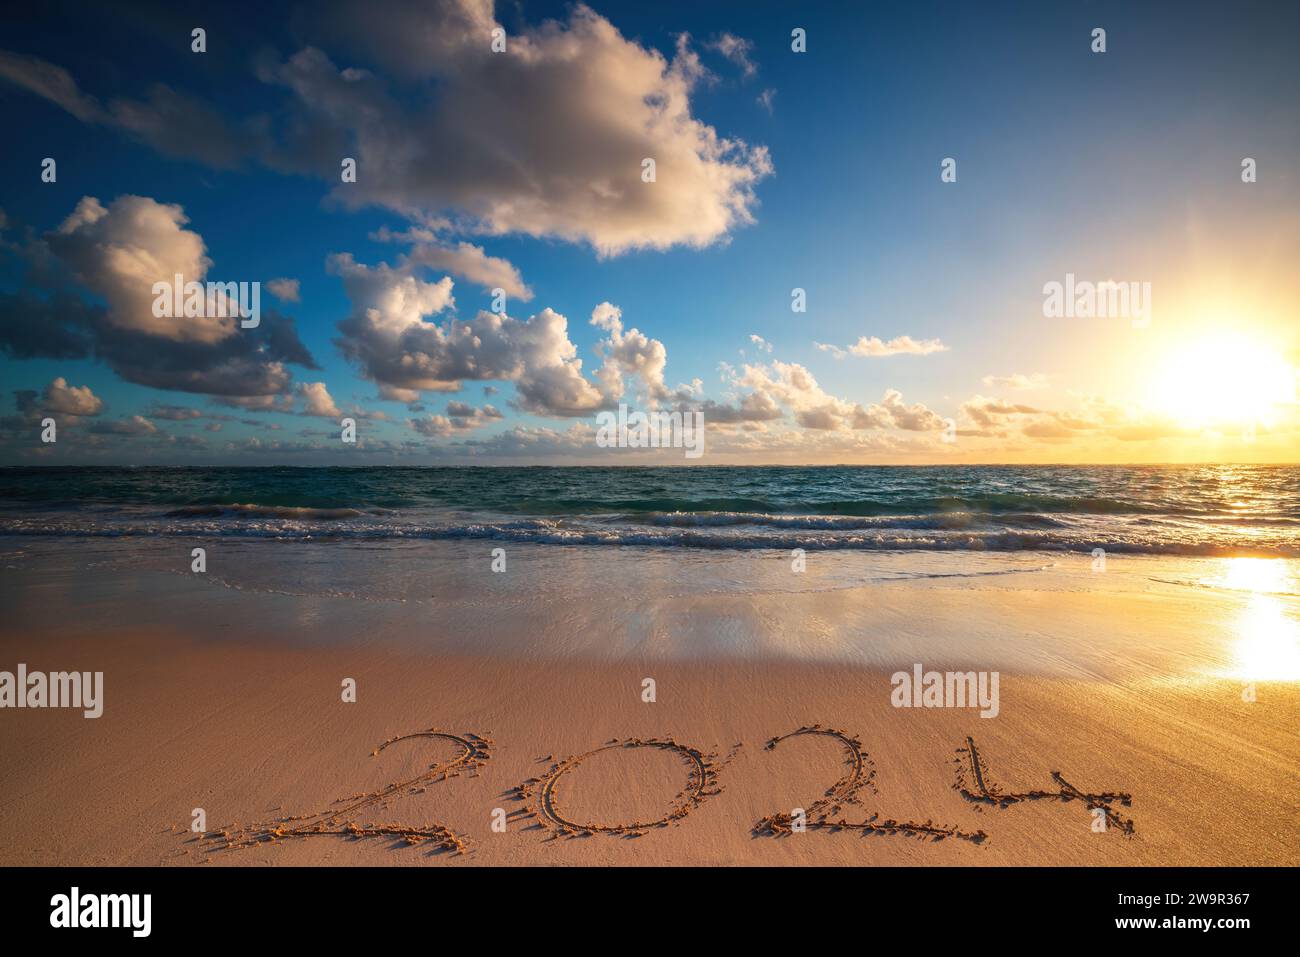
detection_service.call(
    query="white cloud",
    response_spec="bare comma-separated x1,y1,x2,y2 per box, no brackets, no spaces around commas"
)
590,302,669,403
4,4,775,257
297,381,341,418
982,372,1049,390
723,360,946,433
872,389,948,431
1,196,316,402
707,33,757,79
815,335,949,358
407,241,532,301
331,252,601,414
40,377,104,417
960,395,1044,430
257,4,773,255
332,255,671,417
697,391,783,424
409,402,504,438
371,228,532,301
267,277,301,302
51,196,230,344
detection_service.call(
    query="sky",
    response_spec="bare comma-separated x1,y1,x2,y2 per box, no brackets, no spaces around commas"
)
0,0,1297,465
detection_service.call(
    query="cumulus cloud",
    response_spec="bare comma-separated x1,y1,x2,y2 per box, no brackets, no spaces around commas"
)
960,395,1044,430
589,302,669,404
371,232,533,302
49,196,230,344
267,278,301,302
10,378,104,434
0,196,316,402
2,3,773,257
721,360,947,433
270,13,771,255
815,335,949,359
409,402,503,438
736,361,850,417
332,256,668,417
297,381,341,418
378,384,424,405
872,389,949,431
329,252,457,389
697,391,783,424
37,377,104,417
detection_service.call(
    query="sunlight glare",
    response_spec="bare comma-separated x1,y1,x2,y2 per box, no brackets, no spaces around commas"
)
1206,559,1300,681
1147,334,1295,430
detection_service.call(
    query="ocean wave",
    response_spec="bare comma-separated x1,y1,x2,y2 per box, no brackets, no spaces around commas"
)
7,493,1288,520
164,503,368,520
4,467,1298,532
508,494,1227,517
642,510,1068,530
1,516,1297,558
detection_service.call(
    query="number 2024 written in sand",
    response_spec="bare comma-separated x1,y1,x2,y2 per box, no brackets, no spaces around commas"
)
198,725,1135,857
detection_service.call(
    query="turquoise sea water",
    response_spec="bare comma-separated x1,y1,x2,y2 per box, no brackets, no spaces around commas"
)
0,464,1296,557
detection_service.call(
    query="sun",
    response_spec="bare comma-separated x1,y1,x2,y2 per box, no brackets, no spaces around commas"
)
1146,333,1296,430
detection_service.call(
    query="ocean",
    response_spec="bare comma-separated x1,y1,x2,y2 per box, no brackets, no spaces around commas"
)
1,464,1297,558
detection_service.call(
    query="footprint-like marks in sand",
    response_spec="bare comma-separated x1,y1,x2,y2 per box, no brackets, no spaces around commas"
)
753,724,988,843
954,736,1135,835
201,729,492,856
512,737,733,838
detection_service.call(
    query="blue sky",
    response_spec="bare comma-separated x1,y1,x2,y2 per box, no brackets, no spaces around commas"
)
1,0,1297,464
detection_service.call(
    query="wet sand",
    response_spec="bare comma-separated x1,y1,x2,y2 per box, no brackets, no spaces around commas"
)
0,542,1296,865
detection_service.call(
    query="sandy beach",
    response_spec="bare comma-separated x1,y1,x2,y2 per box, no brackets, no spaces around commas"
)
2,0,1299,901
1,537,1295,866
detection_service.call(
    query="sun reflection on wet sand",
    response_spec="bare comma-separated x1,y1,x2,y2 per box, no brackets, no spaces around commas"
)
1203,558,1300,681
